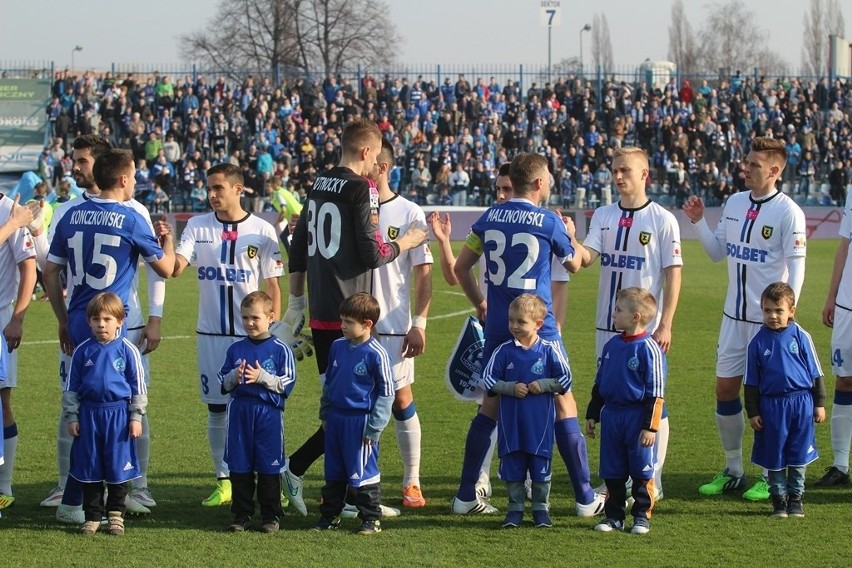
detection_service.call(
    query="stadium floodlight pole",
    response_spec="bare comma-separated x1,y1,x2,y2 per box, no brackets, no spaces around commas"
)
579,24,591,76
71,45,83,72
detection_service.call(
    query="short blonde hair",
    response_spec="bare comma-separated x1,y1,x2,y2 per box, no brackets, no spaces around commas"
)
615,287,657,326
613,146,650,167
86,292,125,321
509,293,547,321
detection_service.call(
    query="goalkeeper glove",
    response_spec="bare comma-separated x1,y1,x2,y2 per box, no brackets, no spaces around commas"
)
270,320,315,361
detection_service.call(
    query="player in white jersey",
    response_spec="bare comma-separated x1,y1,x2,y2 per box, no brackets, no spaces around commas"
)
684,137,807,501
580,147,682,498
370,139,433,508
816,190,852,487
172,162,283,507
0,192,36,511
31,136,165,521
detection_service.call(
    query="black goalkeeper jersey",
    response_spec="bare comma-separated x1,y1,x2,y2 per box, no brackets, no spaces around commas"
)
289,166,400,329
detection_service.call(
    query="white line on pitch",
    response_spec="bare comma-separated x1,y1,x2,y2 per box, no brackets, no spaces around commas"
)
21,311,473,346
22,335,195,346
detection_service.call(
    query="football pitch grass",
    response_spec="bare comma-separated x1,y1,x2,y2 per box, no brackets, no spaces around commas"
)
5,240,852,567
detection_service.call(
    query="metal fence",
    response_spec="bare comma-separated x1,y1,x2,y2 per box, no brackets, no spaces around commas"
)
2,59,849,100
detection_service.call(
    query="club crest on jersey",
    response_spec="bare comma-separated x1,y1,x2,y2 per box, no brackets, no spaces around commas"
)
387,226,399,240
761,225,773,239
788,340,799,355
531,358,544,375
113,357,126,373
262,358,276,374
246,245,258,259
627,356,640,371
639,231,652,246
354,361,368,376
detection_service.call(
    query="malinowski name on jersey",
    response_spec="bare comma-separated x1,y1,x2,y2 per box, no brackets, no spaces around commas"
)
485,208,545,227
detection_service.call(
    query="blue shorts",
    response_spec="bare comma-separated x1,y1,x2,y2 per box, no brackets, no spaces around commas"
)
324,410,380,488
499,451,552,483
598,405,655,480
751,391,819,470
70,400,139,484
225,397,284,475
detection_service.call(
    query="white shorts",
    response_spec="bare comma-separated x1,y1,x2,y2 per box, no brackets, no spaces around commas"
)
0,304,17,388
715,317,762,378
197,334,241,404
377,335,414,391
831,306,852,377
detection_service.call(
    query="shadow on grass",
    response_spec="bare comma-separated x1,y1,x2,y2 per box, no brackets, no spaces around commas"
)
4,471,849,533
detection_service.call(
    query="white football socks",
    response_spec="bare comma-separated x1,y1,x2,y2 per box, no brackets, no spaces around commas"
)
208,410,228,479
136,414,151,488
396,412,422,488
716,411,744,477
654,416,670,493
830,402,852,472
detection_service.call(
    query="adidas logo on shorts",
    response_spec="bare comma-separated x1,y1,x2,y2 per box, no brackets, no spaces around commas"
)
123,462,133,471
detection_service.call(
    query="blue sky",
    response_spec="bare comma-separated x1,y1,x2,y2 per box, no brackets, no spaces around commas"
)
0,0,847,70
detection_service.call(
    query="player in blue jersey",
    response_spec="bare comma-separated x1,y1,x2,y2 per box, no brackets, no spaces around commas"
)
218,291,297,534
314,293,395,535
451,152,601,516
586,288,666,535
43,148,174,522
685,137,807,501
745,282,826,517
44,149,175,352
62,292,147,536
483,294,572,528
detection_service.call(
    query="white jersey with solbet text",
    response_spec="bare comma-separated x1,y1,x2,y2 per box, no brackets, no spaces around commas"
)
713,190,806,323
835,191,852,310
373,194,433,335
584,200,682,333
176,212,283,336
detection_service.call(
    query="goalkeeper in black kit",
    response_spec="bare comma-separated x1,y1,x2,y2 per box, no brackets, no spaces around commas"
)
277,117,427,515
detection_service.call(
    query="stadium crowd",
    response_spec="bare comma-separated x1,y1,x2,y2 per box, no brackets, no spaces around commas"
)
38,68,852,212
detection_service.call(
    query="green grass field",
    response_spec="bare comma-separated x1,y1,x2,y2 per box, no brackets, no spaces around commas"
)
5,240,852,567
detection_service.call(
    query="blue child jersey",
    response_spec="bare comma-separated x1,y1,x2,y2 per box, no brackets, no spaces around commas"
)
469,198,575,342
65,337,146,403
320,337,394,441
745,323,823,396
594,332,666,409
483,338,572,459
218,336,297,410
47,197,163,318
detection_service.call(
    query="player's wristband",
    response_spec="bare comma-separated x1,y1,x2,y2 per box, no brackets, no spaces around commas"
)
411,316,427,329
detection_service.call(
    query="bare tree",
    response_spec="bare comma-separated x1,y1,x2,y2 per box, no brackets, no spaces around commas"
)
801,0,846,77
802,0,825,76
590,13,614,71
180,0,400,78
667,0,698,73
293,0,400,76
827,0,846,36
696,0,787,75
